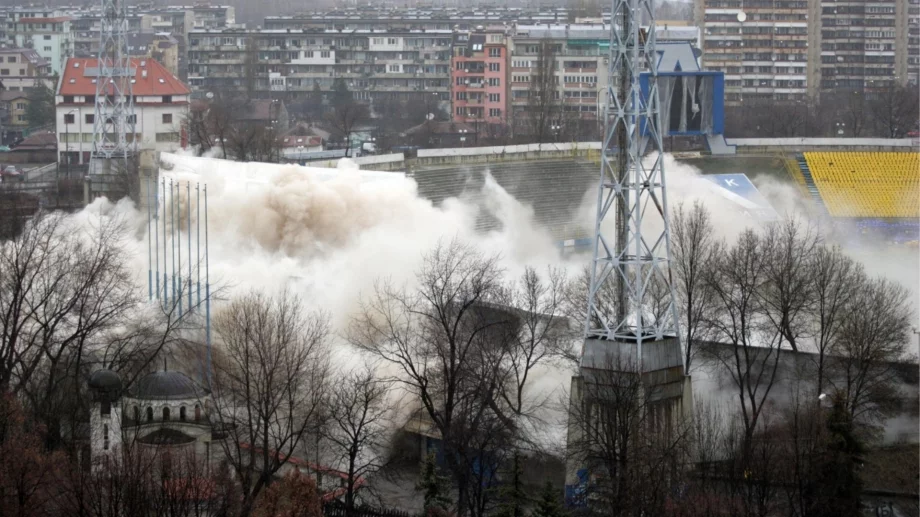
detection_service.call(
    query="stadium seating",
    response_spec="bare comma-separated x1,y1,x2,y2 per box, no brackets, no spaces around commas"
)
803,152,920,218
413,159,598,240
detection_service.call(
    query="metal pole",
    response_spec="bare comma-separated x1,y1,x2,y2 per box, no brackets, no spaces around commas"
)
155,174,159,300
197,183,201,310
162,178,167,306
170,179,176,312
147,175,152,301
176,180,182,318
204,184,211,390
187,181,192,313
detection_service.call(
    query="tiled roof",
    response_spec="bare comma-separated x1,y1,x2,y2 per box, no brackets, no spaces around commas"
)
58,57,190,97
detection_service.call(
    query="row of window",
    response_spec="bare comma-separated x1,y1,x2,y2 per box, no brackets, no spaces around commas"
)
455,77,502,86
455,107,503,117
0,68,27,76
132,404,202,423
59,132,180,143
455,92,503,102
64,113,174,124
454,62,502,72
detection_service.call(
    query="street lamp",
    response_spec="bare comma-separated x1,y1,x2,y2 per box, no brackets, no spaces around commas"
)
551,123,561,142
836,122,845,136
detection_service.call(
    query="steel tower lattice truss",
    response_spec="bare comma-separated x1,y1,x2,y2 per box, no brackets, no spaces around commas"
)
91,0,135,168
585,0,681,366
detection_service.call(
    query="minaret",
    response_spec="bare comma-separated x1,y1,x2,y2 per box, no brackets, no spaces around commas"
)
88,369,123,471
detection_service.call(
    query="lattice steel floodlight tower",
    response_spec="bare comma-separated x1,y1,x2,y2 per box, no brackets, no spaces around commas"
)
91,0,135,173
583,0,682,372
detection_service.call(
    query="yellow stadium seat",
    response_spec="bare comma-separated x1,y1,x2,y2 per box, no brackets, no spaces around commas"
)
803,152,920,218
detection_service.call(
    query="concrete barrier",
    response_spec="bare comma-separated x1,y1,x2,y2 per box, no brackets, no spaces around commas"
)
725,137,915,153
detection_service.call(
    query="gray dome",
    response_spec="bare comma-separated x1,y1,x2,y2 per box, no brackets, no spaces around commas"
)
88,369,122,394
128,371,206,400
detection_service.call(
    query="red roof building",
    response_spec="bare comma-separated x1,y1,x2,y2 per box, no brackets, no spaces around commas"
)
56,57,191,166
57,57,190,99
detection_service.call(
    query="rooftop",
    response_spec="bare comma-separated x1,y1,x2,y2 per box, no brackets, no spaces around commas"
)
58,57,190,97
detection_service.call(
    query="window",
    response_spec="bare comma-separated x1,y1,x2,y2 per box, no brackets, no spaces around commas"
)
163,407,170,421
16,114,25,122
146,407,153,422
43,47,51,52
488,77,500,86
85,95,94,105
63,95,74,103
489,108,501,117
162,95,172,103
162,113,172,124
388,64,400,72
455,106,465,116
180,406,187,421
195,405,201,421
156,132,180,143
43,35,50,40
18,69,23,75
321,50,330,58
5,56,13,62
387,38,397,45
85,114,94,124
127,114,136,124
133,406,139,422
103,424,109,450
0,69,8,76
489,62,500,72
455,91,467,100
489,93,500,102
14,102,24,110
489,47,501,57
101,399,111,416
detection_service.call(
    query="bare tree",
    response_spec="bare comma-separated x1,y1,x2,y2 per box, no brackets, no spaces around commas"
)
704,229,782,451
670,200,720,370
324,102,370,158
324,366,393,517
805,245,862,394
869,85,920,138
759,218,822,352
348,240,516,517
524,39,562,143
211,290,331,517
828,276,913,427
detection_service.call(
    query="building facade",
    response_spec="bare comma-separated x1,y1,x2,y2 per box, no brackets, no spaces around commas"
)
56,57,190,165
0,48,53,91
10,14,73,75
186,28,453,107
451,27,511,129
694,0,918,104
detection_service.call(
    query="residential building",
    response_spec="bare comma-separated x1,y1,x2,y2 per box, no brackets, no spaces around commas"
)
817,0,912,93
694,0,916,103
189,5,236,29
9,12,74,75
451,27,511,129
509,25,610,135
56,57,190,165
0,48,53,91
186,28,453,108
127,32,181,77
262,7,573,32
0,90,30,132
71,12,151,58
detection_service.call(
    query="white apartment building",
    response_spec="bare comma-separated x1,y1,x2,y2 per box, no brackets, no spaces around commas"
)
56,57,190,165
9,11,74,75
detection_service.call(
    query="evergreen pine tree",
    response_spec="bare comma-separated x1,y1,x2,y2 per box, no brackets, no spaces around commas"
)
532,481,566,517
496,452,528,517
416,452,451,514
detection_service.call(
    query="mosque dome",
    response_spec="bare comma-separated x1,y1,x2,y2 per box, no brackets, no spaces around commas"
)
88,369,122,395
128,370,207,400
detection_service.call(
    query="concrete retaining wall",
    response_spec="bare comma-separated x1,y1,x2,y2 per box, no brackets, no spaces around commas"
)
726,137,916,153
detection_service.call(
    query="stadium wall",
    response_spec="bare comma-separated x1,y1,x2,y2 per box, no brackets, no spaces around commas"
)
726,138,915,153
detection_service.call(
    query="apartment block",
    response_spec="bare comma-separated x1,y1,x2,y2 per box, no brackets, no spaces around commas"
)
186,28,453,107
509,25,611,130
451,28,511,127
819,0,910,92
9,12,73,75
262,7,574,32
694,0,810,104
695,0,916,104
0,48,53,91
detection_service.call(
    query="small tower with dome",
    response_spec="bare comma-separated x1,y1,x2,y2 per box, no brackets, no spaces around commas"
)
87,368,123,470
